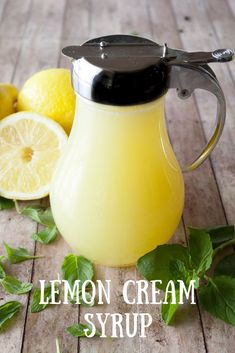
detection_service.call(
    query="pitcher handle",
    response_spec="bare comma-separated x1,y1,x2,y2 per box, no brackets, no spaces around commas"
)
168,63,226,172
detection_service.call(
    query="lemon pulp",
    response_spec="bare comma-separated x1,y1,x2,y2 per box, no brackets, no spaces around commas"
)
0,112,67,200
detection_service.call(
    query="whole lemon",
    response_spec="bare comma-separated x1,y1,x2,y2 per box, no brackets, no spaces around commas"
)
0,83,18,119
17,68,75,133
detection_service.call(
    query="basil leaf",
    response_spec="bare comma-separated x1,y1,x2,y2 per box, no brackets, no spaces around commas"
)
0,197,15,210
199,276,235,326
21,206,55,227
137,244,189,291
32,225,58,244
61,254,94,289
65,323,101,337
4,242,42,264
0,301,21,329
30,284,59,313
214,253,235,278
188,228,213,275
161,290,180,325
1,276,33,295
204,225,234,249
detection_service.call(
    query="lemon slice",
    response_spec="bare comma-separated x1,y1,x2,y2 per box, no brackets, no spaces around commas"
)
0,112,68,200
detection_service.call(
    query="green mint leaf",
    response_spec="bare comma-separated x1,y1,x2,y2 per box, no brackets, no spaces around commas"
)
0,255,5,279
61,254,94,289
79,292,95,307
21,206,55,227
188,228,213,275
0,301,21,330
0,197,15,210
169,260,200,289
4,242,42,264
1,276,33,295
199,276,235,326
30,283,59,313
32,225,58,244
161,290,180,325
65,323,101,337
169,259,189,284
203,225,234,249
0,264,6,280
214,253,235,278
129,31,139,36
137,244,189,291
191,270,200,289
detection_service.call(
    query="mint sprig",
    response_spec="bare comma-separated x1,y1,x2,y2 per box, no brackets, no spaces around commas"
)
188,228,213,275
137,225,235,326
21,205,54,227
65,323,101,338
30,284,59,313
161,290,180,325
203,225,234,249
214,253,235,278
199,276,235,326
0,276,33,295
61,254,94,289
20,205,59,245
137,244,189,291
32,225,58,244
0,301,21,330
3,242,42,264
0,262,6,280
0,197,15,210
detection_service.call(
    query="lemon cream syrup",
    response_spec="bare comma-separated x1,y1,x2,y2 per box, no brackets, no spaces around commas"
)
50,34,229,267
39,278,196,338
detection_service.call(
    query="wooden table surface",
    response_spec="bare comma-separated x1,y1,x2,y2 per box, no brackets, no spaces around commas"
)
0,0,235,352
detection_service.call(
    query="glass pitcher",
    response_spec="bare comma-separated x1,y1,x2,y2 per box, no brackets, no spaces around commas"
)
50,35,233,267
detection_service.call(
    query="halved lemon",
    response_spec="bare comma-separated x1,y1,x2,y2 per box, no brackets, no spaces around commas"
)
0,112,68,200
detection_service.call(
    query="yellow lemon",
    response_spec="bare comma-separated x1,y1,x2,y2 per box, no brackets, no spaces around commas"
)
0,112,67,200
0,83,18,119
17,69,75,133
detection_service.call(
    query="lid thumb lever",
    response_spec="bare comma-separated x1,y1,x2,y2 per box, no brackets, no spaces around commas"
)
171,48,234,64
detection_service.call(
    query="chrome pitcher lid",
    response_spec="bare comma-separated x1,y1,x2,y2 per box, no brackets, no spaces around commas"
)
62,34,234,105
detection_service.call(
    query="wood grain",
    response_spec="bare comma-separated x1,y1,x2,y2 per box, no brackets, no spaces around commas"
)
13,2,79,353
0,1,35,352
171,1,235,352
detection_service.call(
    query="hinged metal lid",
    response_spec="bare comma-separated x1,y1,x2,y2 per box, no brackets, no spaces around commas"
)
62,34,234,105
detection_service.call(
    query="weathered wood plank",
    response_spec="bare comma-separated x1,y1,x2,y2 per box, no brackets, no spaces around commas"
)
1,1,78,353
0,1,36,352
0,0,7,21
80,0,204,352
0,209,37,353
74,1,141,352
171,0,235,352
204,0,235,81
0,0,32,38
171,0,235,224
227,0,235,15
89,0,120,38
13,0,66,88
59,0,91,69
